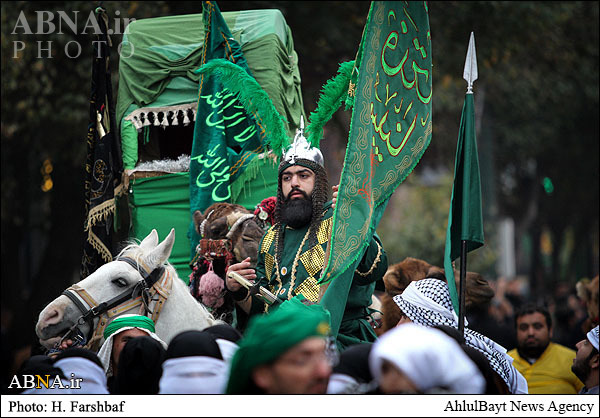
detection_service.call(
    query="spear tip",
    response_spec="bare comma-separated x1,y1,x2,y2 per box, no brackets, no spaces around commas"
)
463,32,478,94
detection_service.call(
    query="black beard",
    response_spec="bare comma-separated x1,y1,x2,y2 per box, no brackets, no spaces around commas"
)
281,190,313,228
517,343,548,361
571,350,596,383
571,360,590,383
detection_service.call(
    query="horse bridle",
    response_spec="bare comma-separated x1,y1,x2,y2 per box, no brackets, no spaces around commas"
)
58,256,165,350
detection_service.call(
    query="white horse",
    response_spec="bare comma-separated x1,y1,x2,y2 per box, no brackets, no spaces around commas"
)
36,228,221,352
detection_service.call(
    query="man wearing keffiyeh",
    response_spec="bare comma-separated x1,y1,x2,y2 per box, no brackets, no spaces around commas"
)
393,278,528,394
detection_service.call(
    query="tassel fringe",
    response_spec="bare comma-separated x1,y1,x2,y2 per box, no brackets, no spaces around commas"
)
195,59,289,157
124,103,198,130
305,61,355,148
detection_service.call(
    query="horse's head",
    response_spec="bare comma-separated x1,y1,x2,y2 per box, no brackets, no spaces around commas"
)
379,257,494,333
224,211,264,265
35,229,175,350
383,257,433,296
193,203,264,265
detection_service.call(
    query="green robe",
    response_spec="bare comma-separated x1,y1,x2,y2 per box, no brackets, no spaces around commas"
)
252,202,388,350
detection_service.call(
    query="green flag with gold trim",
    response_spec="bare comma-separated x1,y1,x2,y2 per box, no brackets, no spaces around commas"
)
319,1,433,339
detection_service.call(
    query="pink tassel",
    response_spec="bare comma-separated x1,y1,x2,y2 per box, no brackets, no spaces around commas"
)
198,262,224,309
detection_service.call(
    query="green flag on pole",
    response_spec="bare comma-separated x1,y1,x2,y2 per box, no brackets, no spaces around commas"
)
319,1,433,339
443,32,484,316
188,1,265,255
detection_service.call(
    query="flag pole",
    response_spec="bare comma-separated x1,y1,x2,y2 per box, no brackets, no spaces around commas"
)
459,241,467,333
458,32,478,334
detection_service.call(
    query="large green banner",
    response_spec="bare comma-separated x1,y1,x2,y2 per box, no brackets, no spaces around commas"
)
320,1,433,337
189,1,265,253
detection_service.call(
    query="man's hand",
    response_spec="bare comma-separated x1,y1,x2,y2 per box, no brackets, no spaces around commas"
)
48,339,73,358
226,257,256,292
332,184,339,209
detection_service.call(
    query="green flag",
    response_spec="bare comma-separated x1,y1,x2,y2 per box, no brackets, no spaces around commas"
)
443,92,484,315
319,1,433,339
189,1,265,254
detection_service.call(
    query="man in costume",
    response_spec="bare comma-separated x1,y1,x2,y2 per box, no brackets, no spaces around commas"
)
572,325,599,395
508,304,583,394
226,120,387,350
226,296,333,394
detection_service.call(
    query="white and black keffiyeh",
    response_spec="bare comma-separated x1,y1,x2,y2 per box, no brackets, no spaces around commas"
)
393,279,528,394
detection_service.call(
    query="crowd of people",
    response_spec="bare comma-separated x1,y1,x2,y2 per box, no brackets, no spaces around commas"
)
8,120,599,396
11,300,599,395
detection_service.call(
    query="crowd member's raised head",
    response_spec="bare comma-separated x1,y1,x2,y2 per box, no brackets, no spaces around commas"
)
159,330,228,394
112,335,166,394
369,323,485,394
97,314,167,377
572,326,599,395
226,296,333,394
393,278,528,394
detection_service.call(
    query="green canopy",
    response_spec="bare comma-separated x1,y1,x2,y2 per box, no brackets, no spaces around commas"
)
117,9,305,166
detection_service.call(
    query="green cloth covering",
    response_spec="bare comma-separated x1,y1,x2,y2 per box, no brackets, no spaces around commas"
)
116,9,303,145
128,172,194,282
320,1,433,342
121,120,138,170
443,93,484,314
104,315,155,340
252,202,387,351
226,296,331,394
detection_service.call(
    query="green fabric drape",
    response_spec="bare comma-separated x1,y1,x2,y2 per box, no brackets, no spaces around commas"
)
320,1,433,340
129,172,193,282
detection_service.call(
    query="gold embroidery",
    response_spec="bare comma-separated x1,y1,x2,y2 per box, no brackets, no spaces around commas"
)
261,228,276,253
317,217,332,245
264,252,274,281
294,276,320,302
299,245,325,278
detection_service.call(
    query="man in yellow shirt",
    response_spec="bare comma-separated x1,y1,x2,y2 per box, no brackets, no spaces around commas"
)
508,304,583,394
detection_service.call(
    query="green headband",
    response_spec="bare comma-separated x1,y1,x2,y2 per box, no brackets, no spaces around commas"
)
226,296,331,394
103,315,155,340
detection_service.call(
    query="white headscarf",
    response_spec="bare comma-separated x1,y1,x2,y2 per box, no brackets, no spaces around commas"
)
587,326,599,351
97,316,167,377
393,278,528,394
158,356,228,394
23,357,108,394
369,323,485,394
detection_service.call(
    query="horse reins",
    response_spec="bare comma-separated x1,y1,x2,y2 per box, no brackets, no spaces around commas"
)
59,256,166,351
